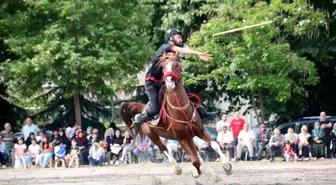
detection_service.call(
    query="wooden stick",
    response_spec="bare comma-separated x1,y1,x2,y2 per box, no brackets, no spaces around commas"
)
213,21,273,36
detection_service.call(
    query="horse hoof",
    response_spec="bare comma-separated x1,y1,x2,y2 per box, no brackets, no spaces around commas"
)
191,170,201,178
173,165,182,175
223,163,233,175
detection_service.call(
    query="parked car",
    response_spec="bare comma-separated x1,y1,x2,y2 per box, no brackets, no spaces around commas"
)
204,126,217,140
276,116,336,135
14,129,53,141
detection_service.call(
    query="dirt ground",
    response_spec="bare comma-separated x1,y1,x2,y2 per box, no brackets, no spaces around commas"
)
1,160,336,185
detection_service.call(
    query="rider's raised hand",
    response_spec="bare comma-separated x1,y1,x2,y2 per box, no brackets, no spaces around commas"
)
199,52,213,61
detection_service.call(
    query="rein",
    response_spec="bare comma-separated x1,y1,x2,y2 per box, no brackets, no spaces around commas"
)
162,93,196,136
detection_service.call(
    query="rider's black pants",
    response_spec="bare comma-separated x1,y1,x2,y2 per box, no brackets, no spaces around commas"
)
144,80,192,117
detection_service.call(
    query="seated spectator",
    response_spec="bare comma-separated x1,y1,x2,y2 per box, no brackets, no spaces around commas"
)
236,123,255,161
0,135,9,167
193,136,211,161
58,129,71,153
50,129,59,145
298,125,312,161
120,130,134,164
36,131,45,145
255,124,270,160
88,133,100,149
39,137,53,168
86,126,93,140
331,123,336,158
284,128,299,154
54,140,66,166
76,131,89,165
88,142,105,167
26,138,41,168
269,128,285,162
312,122,325,160
66,139,80,168
133,136,154,162
14,137,27,169
25,132,36,148
283,141,297,162
110,129,124,166
104,128,114,164
216,123,234,160
1,123,15,162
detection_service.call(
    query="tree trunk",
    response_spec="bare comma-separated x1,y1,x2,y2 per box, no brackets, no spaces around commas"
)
251,93,261,125
111,97,115,120
73,93,81,127
258,89,265,125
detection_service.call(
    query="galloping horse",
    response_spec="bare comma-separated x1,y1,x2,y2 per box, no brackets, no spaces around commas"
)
120,52,232,178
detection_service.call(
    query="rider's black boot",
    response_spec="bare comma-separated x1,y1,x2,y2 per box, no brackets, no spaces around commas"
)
133,112,152,137
197,106,218,120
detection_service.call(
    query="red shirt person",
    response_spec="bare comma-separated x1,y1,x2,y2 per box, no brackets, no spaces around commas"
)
230,112,245,144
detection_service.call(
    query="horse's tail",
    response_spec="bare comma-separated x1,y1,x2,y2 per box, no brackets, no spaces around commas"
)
119,101,146,138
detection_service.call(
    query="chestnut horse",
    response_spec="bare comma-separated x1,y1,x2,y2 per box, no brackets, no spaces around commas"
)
120,53,232,178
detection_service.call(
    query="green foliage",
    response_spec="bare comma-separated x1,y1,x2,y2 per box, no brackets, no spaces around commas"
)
1,0,153,100
0,0,154,127
185,0,325,123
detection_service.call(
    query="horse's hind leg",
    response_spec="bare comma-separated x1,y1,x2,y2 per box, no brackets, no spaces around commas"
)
145,130,182,175
197,128,233,175
179,139,202,178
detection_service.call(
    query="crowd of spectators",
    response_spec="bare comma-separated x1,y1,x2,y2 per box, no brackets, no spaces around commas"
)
215,111,336,162
1,111,336,169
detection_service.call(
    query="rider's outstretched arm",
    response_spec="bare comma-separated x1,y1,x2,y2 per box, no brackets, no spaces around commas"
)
173,46,212,61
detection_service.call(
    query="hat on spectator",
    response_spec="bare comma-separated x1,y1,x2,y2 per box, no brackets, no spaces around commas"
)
17,137,23,141
87,126,93,131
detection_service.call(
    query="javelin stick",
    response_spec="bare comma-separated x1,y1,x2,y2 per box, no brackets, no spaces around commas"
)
213,21,273,36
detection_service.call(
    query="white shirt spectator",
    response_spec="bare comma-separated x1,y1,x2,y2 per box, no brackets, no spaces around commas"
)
238,130,255,144
216,120,228,132
28,144,41,156
89,146,105,160
22,124,39,140
217,130,233,144
0,142,6,153
193,136,208,149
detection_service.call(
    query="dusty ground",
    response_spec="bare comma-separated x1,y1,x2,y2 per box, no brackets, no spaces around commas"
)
1,160,336,185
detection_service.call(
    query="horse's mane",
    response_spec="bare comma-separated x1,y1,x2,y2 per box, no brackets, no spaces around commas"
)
159,52,179,68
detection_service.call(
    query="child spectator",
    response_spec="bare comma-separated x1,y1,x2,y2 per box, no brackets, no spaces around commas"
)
88,142,105,167
39,137,53,168
104,128,114,164
26,138,41,168
54,140,66,166
283,141,297,162
66,139,80,168
14,137,27,169
110,129,124,166
36,131,45,145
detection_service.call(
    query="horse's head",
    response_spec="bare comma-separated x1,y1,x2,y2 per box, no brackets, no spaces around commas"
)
160,52,182,91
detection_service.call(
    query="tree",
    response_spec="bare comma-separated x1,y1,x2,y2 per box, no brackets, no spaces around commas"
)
1,0,153,127
184,0,325,124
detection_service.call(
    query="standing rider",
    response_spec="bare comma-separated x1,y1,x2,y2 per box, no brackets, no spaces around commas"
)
133,28,215,136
